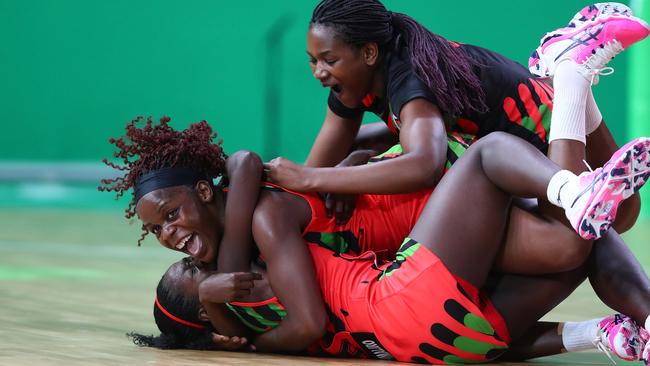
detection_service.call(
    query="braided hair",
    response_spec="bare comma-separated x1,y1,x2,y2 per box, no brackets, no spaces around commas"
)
311,0,487,117
129,258,215,349
99,116,227,244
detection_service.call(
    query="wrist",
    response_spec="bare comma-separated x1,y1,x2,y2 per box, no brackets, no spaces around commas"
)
302,167,321,191
198,280,211,303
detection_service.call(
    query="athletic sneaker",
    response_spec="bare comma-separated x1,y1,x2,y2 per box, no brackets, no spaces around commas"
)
641,328,650,365
563,137,650,240
567,3,633,27
529,3,634,77
595,314,644,361
528,13,649,82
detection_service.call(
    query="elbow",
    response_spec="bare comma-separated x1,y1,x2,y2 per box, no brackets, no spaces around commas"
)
295,310,328,345
229,150,263,170
410,153,442,189
419,167,439,188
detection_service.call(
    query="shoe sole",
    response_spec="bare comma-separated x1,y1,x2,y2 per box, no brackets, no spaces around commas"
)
539,14,649,53
576,137,650,239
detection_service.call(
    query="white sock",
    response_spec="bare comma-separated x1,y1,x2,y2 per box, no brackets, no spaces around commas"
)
645,314,650,331
561,318,604,352
549,61,590,144
585,88,603,135
547,169,578,207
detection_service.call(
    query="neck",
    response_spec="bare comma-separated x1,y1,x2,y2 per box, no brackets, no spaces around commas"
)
370,57,388,98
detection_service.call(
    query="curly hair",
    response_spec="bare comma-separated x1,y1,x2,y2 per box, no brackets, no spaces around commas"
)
311,0,487,117
99,116,228,243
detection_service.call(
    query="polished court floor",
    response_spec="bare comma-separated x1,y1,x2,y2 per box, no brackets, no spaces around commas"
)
1,207,648,365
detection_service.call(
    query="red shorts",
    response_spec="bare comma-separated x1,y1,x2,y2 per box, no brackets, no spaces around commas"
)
311,239,510,364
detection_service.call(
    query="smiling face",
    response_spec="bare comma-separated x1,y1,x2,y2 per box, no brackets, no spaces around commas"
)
136,182,223,264
307,24,380,108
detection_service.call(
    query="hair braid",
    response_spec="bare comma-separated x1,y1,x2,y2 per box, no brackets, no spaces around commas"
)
311,0,487,116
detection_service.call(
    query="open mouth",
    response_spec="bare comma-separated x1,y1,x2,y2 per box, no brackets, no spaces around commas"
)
175,234,193,250
186,235,204,259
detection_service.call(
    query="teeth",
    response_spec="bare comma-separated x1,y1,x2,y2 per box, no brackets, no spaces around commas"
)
175,235,191,250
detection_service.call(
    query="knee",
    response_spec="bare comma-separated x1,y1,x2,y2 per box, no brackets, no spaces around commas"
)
471,132,515,159
612,194,641,233
474,132,512,149
553,237,593,272
538,223,594,272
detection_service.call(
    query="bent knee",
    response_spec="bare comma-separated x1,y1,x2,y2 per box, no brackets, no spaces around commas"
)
612,194,641,233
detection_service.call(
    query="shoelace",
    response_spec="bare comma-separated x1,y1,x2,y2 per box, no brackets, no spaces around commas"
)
584,41,622,84
593,337,618,365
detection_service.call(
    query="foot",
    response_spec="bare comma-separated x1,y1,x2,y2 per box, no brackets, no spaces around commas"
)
529,2,633,77
567,3,633,27
564,137,650,240
595,314,644,361
529,11,649,81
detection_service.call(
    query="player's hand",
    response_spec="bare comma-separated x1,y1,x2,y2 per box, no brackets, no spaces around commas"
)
264,157,313,192
198,272,262,304
211,333,256,351
324,193,356,225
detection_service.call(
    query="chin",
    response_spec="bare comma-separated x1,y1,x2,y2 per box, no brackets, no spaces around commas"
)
340,95,363,109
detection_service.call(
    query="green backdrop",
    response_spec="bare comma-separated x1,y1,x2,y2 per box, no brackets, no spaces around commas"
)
0,0,633,164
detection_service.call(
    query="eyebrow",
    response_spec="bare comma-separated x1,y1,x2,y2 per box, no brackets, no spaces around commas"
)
306,50,333,58
156,199,169,213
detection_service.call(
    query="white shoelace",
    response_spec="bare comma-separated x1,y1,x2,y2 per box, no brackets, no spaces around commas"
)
583,40,623,84
593,337,618,365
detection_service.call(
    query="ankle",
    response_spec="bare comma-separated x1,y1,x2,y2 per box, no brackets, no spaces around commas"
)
547,170,577,207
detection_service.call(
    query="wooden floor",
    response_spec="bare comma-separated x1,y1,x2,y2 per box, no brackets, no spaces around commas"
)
1,208,648,365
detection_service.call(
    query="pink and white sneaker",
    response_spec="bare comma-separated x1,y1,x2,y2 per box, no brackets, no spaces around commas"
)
528,10,649,82
564,137,650,240
595,314,644,361
567,3,633,27
529,3,634,77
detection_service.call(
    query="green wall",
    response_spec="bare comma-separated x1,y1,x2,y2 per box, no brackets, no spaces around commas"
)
0,1,631,163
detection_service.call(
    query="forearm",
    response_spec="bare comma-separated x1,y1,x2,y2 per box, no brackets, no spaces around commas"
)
203,301,253,339
305,111,362,167
219,151,263,272
253,319,322,353
251,205,328,354
301,152,445,194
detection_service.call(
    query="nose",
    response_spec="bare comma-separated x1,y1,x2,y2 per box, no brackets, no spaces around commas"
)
312,62,329,81
159,223,177,249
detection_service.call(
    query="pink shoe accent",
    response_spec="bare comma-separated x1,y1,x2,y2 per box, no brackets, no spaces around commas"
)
529,4,647,78
539,16,649,65
569,137,650,240
597,314,644,361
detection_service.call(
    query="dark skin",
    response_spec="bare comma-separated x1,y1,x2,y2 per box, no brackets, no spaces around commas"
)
136,150,265,349
160,133,650,358
168,228,649,358
136,150,262,265
271,24,448,194
256,133,648,354
266,24,639,236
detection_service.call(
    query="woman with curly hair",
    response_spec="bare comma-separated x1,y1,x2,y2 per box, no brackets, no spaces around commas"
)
103,117,650,363
100,116,262,264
